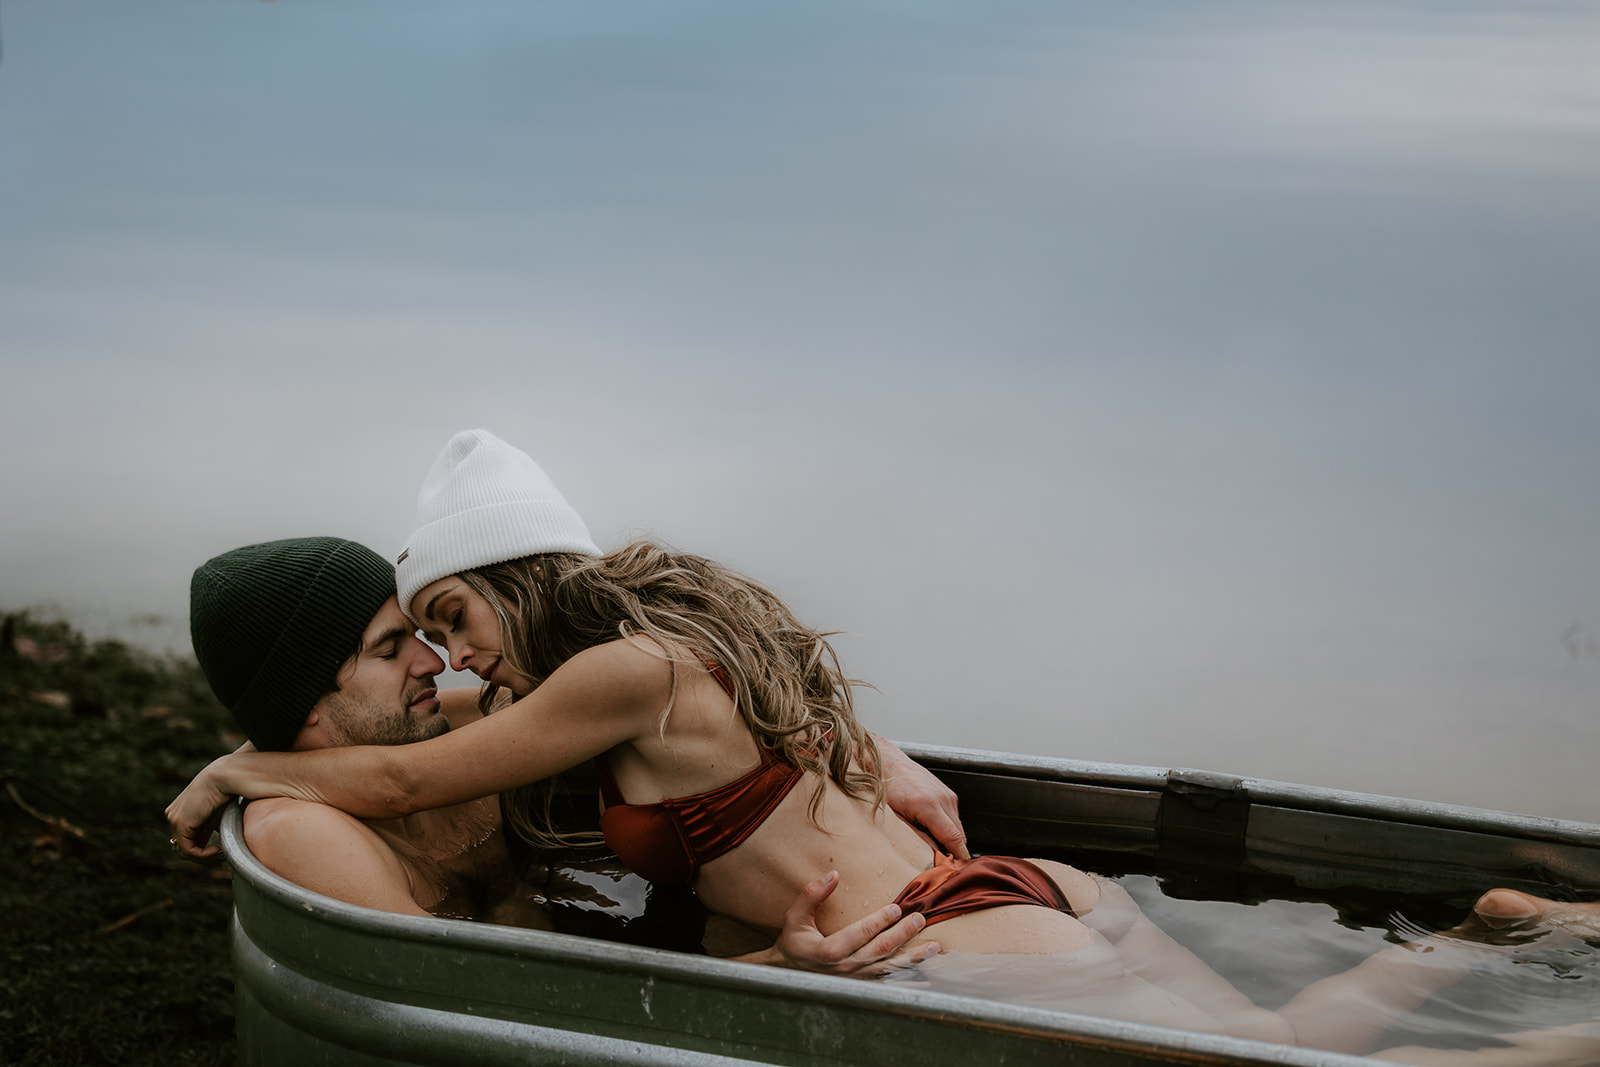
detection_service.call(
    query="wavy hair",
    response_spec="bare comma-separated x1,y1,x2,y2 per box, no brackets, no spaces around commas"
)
460,541,883,851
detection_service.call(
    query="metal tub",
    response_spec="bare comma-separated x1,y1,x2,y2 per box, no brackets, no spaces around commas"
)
224,744,1600,1066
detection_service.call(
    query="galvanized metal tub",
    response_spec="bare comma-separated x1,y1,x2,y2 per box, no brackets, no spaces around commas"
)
223,743,1600,1066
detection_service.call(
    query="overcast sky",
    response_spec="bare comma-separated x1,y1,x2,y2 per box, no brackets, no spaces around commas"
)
4,0,1598,819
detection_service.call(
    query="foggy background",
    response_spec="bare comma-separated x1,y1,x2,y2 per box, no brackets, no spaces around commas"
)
3,0,1597,820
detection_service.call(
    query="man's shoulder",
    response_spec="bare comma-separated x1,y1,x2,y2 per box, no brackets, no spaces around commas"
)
239,798,430,916
241,797,389,858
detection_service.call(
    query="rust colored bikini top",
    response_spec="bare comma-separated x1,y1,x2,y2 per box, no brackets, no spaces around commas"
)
595,659,802,885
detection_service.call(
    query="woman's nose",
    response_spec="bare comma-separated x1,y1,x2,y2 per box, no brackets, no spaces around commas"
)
450,643,474,673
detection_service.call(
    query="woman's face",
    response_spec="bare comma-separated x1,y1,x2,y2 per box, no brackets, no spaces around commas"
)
410,576,535,697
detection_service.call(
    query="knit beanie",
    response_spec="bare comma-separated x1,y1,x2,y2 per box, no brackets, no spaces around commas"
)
395,429,600,621
190,537,396,752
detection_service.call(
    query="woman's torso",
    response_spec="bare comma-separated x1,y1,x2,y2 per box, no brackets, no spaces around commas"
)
596,645,1098,952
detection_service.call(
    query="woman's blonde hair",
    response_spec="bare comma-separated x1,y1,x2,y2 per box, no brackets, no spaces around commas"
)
462,541,883,850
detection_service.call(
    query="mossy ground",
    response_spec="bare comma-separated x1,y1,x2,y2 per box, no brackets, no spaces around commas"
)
2,614,237,1066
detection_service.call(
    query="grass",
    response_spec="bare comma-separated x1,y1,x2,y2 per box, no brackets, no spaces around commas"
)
2,613,238,1066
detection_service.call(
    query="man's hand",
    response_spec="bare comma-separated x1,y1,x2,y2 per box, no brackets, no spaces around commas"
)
875,736,969,860
753,871,942,977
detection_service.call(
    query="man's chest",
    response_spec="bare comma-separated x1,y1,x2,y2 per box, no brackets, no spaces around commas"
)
376,797,510,911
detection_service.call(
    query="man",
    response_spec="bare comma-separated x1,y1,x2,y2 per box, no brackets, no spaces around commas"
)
185,536,967,970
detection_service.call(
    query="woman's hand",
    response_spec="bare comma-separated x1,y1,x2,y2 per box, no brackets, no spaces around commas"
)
164,755,241,862
874,736,969,860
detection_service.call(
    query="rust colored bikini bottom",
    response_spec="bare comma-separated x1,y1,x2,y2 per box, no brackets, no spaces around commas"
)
891,852,1075,928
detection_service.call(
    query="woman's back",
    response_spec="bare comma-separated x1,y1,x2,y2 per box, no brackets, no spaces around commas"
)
595,640,1096,954
592,639,932,931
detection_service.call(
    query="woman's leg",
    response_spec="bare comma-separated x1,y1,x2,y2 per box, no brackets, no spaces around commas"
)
1048,867,1580,1055
1359,892,1600,1065
1037,866,1593,1056
1278,888,1595,1055
1275,930,1480,1053
1036,863,1297,1043
1372,1022,1600,1066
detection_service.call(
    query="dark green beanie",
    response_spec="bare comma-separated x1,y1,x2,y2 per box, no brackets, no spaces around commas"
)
189,537,396,752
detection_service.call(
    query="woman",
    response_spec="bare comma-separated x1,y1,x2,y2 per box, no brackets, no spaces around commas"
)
169,430,1600,1062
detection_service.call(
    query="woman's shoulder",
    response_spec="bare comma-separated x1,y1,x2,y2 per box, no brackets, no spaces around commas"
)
548,635,681,702
544,636,735,740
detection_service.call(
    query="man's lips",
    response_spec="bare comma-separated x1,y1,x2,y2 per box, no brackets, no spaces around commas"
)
409,687,440,713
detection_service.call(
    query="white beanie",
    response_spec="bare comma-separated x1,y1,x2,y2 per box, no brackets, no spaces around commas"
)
395,429,601,621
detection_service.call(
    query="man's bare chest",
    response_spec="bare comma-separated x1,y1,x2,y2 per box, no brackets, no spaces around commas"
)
372,797,509,911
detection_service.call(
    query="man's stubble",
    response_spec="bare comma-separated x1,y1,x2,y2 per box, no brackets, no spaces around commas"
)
320,682,451,748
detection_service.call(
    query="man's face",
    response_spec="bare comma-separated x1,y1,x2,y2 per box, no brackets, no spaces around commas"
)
296,597,449,750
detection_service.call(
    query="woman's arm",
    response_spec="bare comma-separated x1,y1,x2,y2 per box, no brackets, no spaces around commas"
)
166,639,669,859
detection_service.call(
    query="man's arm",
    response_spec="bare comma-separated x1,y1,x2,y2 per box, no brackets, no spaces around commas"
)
241,797,431,916
728,871,942,977
716,735,965,974
707,735,968,974
873,735,969,860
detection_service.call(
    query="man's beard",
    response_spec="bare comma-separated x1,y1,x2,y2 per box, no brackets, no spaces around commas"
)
322,684,450,748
